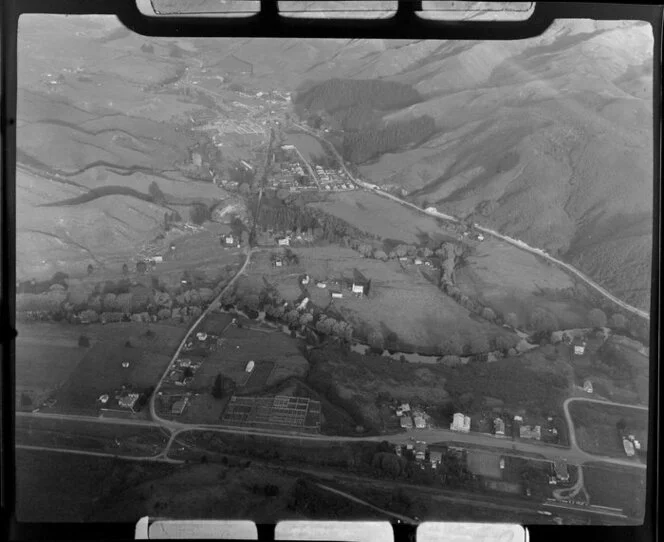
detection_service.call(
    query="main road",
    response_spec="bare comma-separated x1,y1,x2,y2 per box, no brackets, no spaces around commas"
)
290,122,649,321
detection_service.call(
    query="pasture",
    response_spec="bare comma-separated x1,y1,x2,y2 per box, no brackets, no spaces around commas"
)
455,237,593,329
308,190,452,245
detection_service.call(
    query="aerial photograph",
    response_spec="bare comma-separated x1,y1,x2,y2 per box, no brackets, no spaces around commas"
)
14,12,651,527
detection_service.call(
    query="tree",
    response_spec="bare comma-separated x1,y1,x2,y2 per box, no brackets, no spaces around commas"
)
78,335,91,347
357,244,373,258
469,334,489,354
505,312,518,328
441,332,464,356
122,263,129,276
529,308,558,333
588,308,608,329
212,374,223,399
87,264,94,276
125,340,132,348
609,313,627,329
148,181,166,205
21,392,32,407
190,203,211,225
481,307,496,322
136,261,147,274
368,330,385,351
183,367,194,379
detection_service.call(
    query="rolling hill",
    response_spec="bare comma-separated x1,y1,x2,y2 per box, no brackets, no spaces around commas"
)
16,15,653,311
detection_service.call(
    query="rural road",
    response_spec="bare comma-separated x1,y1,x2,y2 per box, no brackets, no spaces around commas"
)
16,410,161,428
148,248,254,428
292,122,649,321
562,396,648,455
16,444,182,464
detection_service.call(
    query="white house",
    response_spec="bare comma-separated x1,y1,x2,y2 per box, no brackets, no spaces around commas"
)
477,234,485,241
301,275,310,285
316,281,327,289
331,291,343,299
414,258,423,265
152,255,163,263
573,338,586,355
245,360,255,373
352,283,365,296
196,332,208,341
225,235,235,245
275,259,283,267
297,297,310,311
450,413,471,433
396,403,411,416
277,237,290,247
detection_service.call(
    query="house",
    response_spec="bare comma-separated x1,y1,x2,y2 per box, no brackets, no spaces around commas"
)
171,398,188,416
553,459,569,481
500,457,506,470
196,332,208,341
118,393,140,411
414,258,423,265
277,237,290,247
583,380,593,393
152,255,164,263
520,425,542,440
331,291,343,299
396,403,411,416
398,256,408,262
572,337,586,355
477,234,485,241
274,258,283,267
225,235,235,246
351,283,365,296
297,297,310,311
414,441,427,461
494,418,506,436
316,281,327,289
400,416,413,429
623,438,635,457
450,412,471,433
395,445,403,457
301,275,310,285
414,416,426,429
430,450,443,467
245,360,255,373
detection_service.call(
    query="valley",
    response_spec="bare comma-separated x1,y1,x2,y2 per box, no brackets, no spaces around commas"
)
13,13,653,528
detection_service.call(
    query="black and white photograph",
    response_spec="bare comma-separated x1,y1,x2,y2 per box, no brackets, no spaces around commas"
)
10,2,654,531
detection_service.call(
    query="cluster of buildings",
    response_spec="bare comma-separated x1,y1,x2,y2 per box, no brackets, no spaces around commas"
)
97,385,144,414
622,433,644,457
314,164,355,192
167,357,203,387
396,403,432,430
314,274,370,299
395,441,447,470
513,415,542,441
550,459,570,484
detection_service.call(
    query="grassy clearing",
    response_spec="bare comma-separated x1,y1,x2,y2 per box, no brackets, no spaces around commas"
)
568,401,648,457
455,237,592,329
308,190,452,244
583,463,647,517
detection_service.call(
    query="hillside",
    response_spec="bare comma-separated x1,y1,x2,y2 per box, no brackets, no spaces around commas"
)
290,21,653,311
17,15,653,311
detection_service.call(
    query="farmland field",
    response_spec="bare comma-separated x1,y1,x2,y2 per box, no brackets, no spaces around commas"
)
248,246,518,351
308,190,454,245
20,322,187,414
568,401,648,458
455,237,593,329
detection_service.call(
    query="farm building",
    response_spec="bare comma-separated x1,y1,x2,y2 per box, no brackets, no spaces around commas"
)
196,332,208,341
553,459,569,481
331,290,343,299
519,425,541,440
277,237,290,247
583,380,593,393
152,255,163,263
494,418,506,436
414,258,423,265
274,258,283,267
316,282,327,289
450,412,471,433
245,360,255,373
171,398,188,416
351,283,365,296
400,416,413,429
225,235,235,246
572,338,586,355
414,416,426,429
